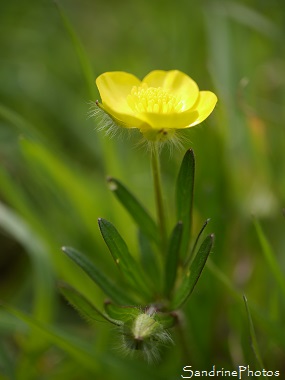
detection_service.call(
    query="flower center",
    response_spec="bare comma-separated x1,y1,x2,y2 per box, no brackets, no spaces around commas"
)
127,85,185,114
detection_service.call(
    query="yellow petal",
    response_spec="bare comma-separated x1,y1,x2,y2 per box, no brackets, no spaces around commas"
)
137,108,199,129
187,91,218,127
96,71,141,113
99,102,147,129
137,91,217,130
142,70,199,110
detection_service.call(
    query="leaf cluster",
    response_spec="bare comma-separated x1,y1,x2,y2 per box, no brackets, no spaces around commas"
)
60,149,214,345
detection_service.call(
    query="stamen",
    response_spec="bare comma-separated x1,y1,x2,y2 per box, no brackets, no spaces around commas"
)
127,85,185,114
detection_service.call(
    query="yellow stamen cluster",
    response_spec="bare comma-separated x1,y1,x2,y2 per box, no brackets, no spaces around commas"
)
127,85,185,114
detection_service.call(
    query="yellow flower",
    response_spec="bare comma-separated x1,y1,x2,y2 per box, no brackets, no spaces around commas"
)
95,70,217,142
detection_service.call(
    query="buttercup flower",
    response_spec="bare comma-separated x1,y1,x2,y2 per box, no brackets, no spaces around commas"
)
95,70,217,142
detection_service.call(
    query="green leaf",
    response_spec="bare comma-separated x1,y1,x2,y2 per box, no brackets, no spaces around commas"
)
107,177,159,245
164,221,183,297
104,301,140,323
185,218,211,266
0,202,54,324
0,103,44,140
207,260,285,352
59,282,121,326
54,1,95,100
254,219,285,298
138,230,161,291
98,218,152,300
170,234,214,310
62,246,135,305
176,149,195,259
0,304,100,372
206,258,241,301
243,295,266,371
250,304,285,352
20,138,104,240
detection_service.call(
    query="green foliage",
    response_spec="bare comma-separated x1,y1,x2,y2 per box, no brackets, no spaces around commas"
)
1,304,101,372
243,295,265,371
175,149,195,259
61,145,212,363
254,219,285,297
170,234,215,310
62,246,135,305
98,218,153,301
107,177,159,245
58,282,121,325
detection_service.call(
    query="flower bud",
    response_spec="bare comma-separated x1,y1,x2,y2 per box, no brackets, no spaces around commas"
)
120,311,172,362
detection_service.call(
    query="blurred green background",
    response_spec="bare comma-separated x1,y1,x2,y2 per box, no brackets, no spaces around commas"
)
0,0,285,379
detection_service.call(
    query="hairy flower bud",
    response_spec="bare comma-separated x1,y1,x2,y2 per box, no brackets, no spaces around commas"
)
120,311,172,362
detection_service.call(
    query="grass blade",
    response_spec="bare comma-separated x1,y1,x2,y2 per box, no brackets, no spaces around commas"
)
207,261,285,353
170,234,214,310
20,138,103,240
108,177,159,245
254,219,285,298
176,149,195,259
0,202,54,323
243,296,266,373
0,304,100,372
0,103,44,140
62,246,135,305
54,1,95,99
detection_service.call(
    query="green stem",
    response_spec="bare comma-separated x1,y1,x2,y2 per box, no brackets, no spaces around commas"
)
176,313,191,362
151,144,167,253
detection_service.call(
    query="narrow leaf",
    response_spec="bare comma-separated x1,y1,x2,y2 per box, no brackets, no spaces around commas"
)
249,304,285,351
0,202,54,324
104,301,140,323
54,1,95,99
185,218,211,266
108,178,159,245
164,221,183,296
98,218,152,300
138,230,161,290
59,282,121,326
0,103,44,140
243,296,266,372
1,304,100,372
170,234,214,310
62,246,135,305
206,259,241,301
254,219,285,298
207,261,285,351
176,149,195,259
